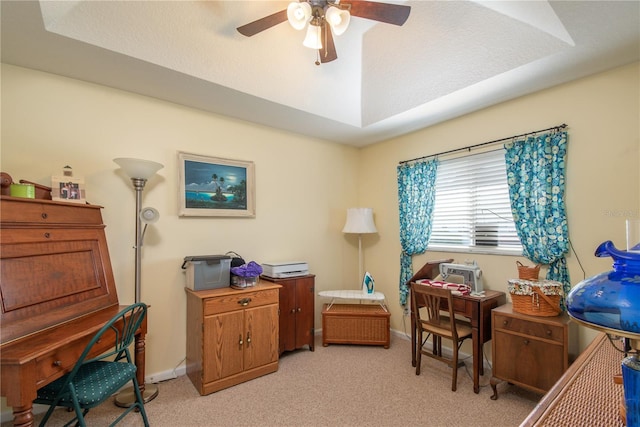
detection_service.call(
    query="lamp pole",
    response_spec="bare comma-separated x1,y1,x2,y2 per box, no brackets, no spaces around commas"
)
113,158,163,407
132,177,146,304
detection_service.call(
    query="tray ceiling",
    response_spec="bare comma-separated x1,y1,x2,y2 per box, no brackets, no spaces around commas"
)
2,1,639,146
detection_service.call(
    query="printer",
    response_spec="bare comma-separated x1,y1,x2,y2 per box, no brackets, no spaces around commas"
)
261,261,309,279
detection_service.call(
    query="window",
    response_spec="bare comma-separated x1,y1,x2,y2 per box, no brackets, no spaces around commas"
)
428,150,522,254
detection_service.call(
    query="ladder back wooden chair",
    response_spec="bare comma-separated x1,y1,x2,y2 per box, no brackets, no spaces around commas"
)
411,281,472,391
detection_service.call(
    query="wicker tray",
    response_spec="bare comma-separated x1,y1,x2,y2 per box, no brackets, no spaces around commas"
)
508,279,563,317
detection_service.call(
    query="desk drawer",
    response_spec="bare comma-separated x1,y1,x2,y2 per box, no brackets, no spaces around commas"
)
35,327,121,387
1,198,103,225
204,289,279,315
36,347,82,386
494,313,564,343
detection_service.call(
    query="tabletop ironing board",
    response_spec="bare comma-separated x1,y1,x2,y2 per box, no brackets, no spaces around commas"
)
318,290,387,311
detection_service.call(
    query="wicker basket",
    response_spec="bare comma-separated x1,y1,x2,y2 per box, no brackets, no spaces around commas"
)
517,261,541,281
508,279,562,317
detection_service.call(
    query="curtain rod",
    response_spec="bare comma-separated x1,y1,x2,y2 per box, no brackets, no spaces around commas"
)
398,123,568,165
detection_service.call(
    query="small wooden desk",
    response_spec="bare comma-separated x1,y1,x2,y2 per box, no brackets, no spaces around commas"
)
0,196,148,427
410,288,506,393
1,305,147,427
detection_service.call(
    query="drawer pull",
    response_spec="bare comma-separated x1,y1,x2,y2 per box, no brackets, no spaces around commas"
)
238,298,252,306
503,320,508,326
546,330,552,336
44,232,51,239
53,360,62,367
42,213,48,219
523,339,529,345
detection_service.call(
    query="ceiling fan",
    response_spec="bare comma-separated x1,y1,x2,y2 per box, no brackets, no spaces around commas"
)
237,1,411,65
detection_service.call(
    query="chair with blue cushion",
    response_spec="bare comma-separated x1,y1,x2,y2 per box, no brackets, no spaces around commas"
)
34,303,150,427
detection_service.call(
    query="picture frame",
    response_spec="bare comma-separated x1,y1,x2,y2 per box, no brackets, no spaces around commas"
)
51,175,86,204
178,152,255,217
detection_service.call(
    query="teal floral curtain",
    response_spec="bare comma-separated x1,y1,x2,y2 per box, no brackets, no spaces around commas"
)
504,131,571,304
397,159,439,306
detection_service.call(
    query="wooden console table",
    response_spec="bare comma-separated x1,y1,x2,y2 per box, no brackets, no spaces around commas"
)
521,332,625,426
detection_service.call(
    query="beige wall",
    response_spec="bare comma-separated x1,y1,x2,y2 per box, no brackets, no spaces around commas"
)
0,63,360,386
1,61,639,412
360,61,640,355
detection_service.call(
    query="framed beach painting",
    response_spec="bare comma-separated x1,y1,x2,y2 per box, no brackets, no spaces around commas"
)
178,152,255,217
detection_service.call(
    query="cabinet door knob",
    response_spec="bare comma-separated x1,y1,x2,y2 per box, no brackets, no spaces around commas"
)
239,334,243,346
297,308,302,313
246,332,251,345
290,309,296,314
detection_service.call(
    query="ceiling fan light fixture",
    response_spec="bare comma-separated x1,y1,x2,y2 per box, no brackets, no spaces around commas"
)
325,6,350,36
302,20,322,50
287,2,312,30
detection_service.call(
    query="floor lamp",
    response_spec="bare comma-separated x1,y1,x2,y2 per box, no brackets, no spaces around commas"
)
342,208,378,289
113,157,163,406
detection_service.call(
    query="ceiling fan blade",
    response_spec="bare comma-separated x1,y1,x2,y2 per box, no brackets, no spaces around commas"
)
347,1,411,26
237,9,288,37
320,23,337,63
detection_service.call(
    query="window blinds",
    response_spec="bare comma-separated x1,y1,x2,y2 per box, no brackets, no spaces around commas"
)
429,150,522,252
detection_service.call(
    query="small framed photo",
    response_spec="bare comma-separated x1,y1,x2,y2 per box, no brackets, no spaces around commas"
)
51,176,86,203
178,152,255,217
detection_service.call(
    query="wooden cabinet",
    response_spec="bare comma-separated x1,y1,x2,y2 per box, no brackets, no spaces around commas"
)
262,275,315,353
185,284,280,396
1,196,149,426
490,304,570,399
0,196,119,344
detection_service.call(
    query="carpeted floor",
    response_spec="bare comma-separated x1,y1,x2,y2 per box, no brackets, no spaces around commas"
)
5,334,541,427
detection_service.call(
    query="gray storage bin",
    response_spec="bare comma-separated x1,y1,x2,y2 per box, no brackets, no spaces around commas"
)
182,255,231,291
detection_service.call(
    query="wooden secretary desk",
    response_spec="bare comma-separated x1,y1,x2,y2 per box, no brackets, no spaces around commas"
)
0,196,149,427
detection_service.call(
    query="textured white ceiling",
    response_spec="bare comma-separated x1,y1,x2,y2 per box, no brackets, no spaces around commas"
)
2,1,639,146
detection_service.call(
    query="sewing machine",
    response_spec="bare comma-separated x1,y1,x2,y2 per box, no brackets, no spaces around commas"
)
440,261,484,296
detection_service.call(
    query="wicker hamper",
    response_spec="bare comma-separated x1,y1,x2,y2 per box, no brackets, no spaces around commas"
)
508,279,563,317
322,304,390,348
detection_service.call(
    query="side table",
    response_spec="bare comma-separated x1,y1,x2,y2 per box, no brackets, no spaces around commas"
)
490,304,570,399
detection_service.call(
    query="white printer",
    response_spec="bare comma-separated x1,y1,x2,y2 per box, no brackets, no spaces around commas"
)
261,261,309,279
